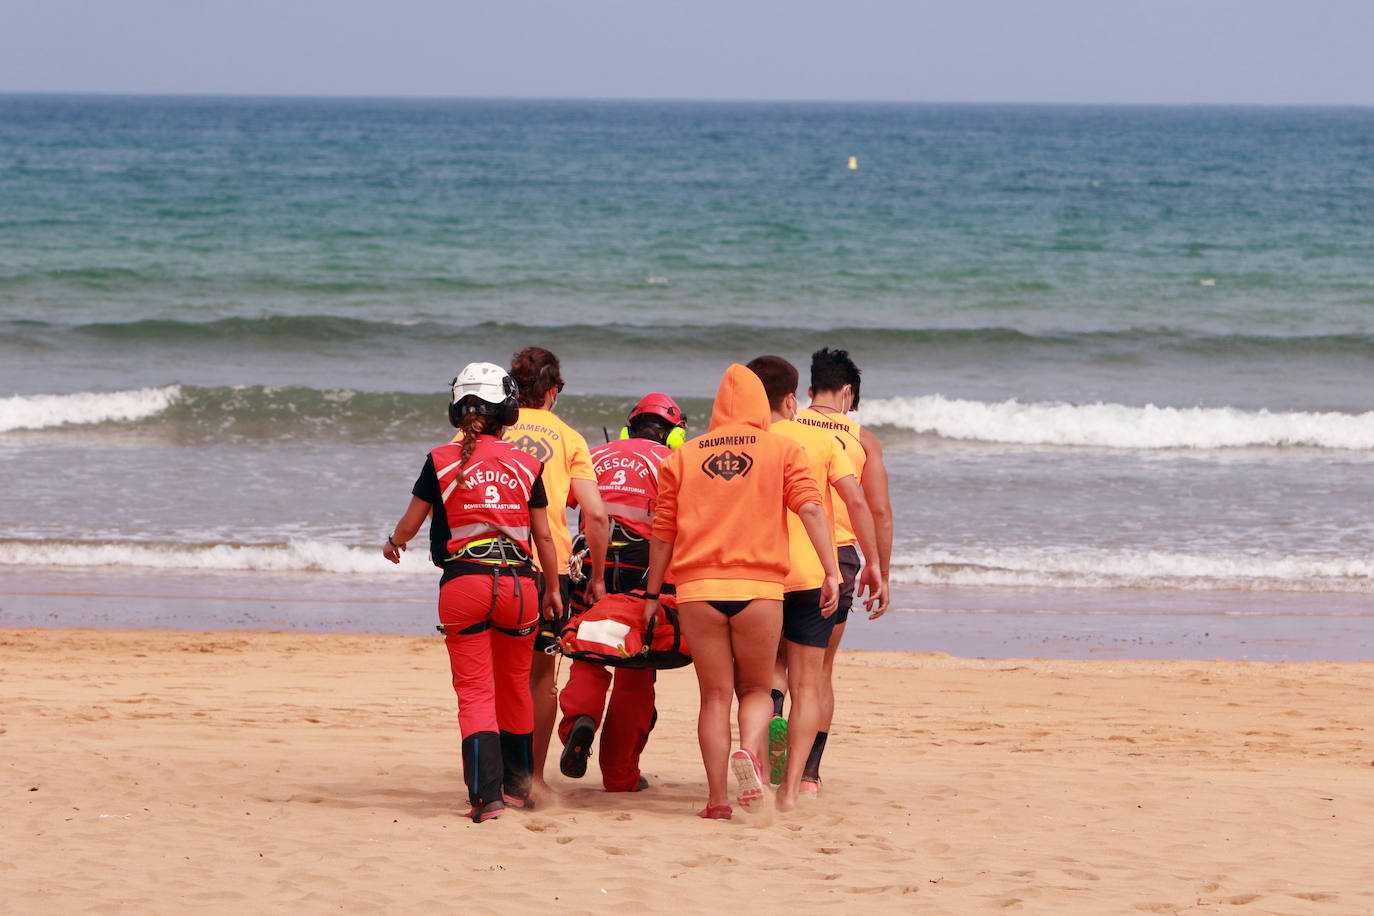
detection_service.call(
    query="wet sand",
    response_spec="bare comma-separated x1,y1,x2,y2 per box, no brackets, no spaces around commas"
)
4,568,1373,661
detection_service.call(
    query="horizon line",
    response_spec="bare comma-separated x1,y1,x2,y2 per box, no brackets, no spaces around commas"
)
1,89,1371,110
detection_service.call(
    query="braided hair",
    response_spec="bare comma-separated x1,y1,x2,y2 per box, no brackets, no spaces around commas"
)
452,409,506,488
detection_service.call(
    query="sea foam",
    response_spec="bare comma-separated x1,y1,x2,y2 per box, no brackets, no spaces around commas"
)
7,537,1370,593
892,546,1374,593
0,539,429,576
0,386,182,433
857,395,1374,450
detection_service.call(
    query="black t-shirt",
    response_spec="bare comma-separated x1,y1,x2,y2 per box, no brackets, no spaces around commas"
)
412,453,547,567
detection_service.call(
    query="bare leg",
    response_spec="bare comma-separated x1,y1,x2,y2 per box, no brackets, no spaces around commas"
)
777,638,825,811
678,601,735,809
818,619,846,734
772,640,788,699
529,650,557,797
729,599,783,766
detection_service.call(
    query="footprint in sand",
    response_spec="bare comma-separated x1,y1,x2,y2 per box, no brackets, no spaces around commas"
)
852,834,895,852
677,854,739,868
522,819,560,834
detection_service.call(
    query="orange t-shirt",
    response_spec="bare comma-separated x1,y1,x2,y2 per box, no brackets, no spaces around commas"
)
652,365,822,602
502,407,595,574
795,407,865,547
772,418,854,591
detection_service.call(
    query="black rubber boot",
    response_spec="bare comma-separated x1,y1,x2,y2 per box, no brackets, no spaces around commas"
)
461,731,504,810
500,730,535,808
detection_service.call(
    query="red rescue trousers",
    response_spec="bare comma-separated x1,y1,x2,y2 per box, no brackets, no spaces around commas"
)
558,660,656,792
439,570,538,738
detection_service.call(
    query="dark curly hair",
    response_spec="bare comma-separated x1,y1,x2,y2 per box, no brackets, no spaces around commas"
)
509,346,565,408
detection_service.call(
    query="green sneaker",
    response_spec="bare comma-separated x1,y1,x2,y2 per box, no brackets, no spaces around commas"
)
767,715,788,785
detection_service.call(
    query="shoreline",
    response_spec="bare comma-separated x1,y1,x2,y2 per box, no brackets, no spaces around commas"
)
6,627,1373,912
3,568,1372,661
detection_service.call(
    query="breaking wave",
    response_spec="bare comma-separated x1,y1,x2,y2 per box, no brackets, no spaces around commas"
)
0,386,182,433
0,538,430,576
892,546,1374,593
858,395,1374,451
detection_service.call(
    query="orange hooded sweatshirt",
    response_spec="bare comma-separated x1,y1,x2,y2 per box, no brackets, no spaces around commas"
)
651,364,823,602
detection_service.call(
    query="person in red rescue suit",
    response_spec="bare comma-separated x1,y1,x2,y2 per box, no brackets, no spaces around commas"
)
383,362,563,824
557,393,687,792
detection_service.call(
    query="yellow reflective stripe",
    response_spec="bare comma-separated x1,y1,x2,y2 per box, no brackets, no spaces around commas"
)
445,553,527,567
446,535,530,566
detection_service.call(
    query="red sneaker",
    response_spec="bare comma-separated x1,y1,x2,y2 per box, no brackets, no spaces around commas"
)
698,803,732,820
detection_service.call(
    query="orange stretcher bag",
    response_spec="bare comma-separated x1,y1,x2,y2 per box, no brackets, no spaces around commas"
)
559,592,692,670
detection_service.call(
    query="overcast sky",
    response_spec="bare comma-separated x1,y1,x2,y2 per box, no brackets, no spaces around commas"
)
2,0,1371,105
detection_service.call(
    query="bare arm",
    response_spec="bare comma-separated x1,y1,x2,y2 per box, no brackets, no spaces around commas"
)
797,501,840,617
382,496,431,563
569,477,609,602
834,474,889,617
642,535,674,625
530,506,563,620
858,427,894,579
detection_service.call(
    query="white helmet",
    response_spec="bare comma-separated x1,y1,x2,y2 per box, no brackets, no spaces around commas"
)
449,362,520,427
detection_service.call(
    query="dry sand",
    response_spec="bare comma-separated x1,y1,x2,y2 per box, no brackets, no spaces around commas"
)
5,627,1374,914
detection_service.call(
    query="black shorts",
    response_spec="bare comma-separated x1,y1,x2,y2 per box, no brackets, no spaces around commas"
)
781,587,837,649
534,572,572,653
834,545,862,625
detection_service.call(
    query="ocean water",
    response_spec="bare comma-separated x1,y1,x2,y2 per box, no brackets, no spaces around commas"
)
4,95,1374,637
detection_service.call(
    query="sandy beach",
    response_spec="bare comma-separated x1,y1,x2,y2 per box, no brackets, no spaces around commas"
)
5,627,1374,913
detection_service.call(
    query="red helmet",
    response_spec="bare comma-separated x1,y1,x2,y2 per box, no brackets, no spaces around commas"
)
628,393,685,428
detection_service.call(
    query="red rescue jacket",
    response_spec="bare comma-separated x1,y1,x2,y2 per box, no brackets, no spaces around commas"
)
430,434,543,558
589,437,672,539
